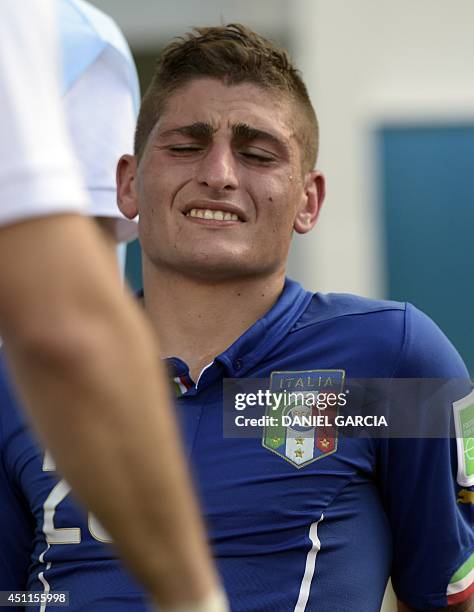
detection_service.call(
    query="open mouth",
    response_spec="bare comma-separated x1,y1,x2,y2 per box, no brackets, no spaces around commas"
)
185,208,243,222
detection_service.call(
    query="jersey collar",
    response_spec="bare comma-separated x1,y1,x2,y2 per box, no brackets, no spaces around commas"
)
160,278,312,395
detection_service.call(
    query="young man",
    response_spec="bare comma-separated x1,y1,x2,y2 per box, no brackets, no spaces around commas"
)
0,4,226,611
0,23,472,611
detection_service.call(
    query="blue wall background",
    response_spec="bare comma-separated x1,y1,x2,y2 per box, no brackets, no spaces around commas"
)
125,238,143,294
378,124,474,375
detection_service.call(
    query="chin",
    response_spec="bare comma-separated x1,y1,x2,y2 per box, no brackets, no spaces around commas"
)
187,262,257,282
182,255,280,283
148,246,279,281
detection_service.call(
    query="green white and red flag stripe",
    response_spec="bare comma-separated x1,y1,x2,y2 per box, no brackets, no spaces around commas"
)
447,552,474,605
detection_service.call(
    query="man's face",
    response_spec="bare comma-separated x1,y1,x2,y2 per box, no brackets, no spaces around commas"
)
119,78,324,281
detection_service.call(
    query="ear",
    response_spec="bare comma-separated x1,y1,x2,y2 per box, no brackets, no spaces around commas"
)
293,170,326,234
116,154,139,219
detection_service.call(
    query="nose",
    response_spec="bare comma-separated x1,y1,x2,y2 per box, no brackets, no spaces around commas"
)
195,143,239,191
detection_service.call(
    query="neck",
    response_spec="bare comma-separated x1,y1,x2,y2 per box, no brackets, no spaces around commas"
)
142,260,286,382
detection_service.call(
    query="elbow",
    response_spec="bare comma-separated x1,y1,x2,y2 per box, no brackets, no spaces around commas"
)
3,309,108,378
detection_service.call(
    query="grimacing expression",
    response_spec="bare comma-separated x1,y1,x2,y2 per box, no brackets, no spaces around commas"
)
118,78,324,281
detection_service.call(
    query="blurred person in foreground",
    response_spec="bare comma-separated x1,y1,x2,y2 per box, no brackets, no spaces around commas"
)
0,2,227,611
1,21,472,611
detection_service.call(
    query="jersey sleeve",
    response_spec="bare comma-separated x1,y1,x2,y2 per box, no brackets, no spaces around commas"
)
63,48,138,242
60,0,140,243
377,303,473,609
0,0,88,227
0,358,35,592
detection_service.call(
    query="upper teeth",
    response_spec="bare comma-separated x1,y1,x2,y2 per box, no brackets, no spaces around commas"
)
187,208,239,221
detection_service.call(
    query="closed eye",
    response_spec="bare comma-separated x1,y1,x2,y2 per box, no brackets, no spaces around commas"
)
240,151,275,164
168,145,203,154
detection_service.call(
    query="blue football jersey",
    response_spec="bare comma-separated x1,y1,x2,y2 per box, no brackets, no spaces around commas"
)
0,279,472,611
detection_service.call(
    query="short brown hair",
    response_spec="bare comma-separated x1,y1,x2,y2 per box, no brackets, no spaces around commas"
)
134,24,319,172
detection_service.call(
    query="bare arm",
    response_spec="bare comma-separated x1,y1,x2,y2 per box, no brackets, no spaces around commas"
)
398,597,473,611
0,214,224,609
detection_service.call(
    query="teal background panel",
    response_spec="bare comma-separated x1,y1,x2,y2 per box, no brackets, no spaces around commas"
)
378,124,474,374
125,238,143,293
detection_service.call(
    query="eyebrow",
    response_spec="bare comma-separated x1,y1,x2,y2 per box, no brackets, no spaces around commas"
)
159,121,287,150
159,122,216,140
232,122,285,149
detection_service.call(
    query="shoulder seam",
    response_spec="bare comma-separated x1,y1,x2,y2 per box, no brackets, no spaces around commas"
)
389,302,409,378
290,304,406,333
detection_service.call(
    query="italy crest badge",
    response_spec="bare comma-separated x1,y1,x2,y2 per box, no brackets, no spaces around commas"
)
262,369,345,468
